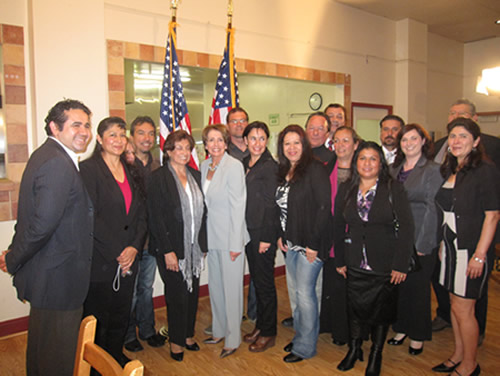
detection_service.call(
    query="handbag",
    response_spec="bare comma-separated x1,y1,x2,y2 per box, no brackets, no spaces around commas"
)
387,180,421,273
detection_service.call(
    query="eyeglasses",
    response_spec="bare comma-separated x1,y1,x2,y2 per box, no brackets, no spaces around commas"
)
229,119,248,125
449,111,471,118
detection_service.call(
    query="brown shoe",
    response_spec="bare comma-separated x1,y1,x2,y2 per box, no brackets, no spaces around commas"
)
249,335,276,352
243,328,261,343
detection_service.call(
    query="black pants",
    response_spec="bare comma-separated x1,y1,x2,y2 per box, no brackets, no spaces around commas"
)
83,275,135,363
27,306,83,376
319,257,349,343
393,252,435,341
245,229,277,336
431,253,492,335
157,254,200,347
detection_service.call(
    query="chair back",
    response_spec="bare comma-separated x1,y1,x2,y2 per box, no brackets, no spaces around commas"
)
73,315,144,376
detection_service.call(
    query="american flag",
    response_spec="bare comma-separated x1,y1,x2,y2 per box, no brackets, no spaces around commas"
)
159,21,199,169
208,27,239,125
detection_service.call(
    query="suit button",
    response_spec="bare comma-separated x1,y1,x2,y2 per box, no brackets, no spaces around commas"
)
124,225,129,230
90,232,93,237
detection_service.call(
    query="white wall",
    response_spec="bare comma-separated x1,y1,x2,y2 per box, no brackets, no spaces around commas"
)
463,37,500,137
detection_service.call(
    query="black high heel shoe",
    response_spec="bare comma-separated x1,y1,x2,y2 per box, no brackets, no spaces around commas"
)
387,334,407,346
185,342,200,351
170,350,184,362
431,359,460,373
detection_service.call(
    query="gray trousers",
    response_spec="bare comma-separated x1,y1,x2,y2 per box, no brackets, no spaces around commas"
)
27,306,83,376
207,249,244,349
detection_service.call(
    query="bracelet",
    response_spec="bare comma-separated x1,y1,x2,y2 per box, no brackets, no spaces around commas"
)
473,256,484,263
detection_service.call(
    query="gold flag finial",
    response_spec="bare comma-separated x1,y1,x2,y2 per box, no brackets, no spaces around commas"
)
227,0,233,27
171,0,179,20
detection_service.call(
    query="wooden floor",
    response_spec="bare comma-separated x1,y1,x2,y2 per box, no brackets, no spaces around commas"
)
1,272,500,376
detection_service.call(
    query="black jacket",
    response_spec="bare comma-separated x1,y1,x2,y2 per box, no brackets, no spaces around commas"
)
278,159,332,260
243,149,279,242
80,154,147,283
334,178,414,273
147,164,207,258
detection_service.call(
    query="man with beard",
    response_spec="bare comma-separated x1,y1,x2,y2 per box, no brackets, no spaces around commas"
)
379,114,404,164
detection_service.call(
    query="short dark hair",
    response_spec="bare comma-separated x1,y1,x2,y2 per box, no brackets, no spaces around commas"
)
162,130,195,164
393,123,434,168
202,124,230,146
441,117,485,177
130,116,156,136
226,107,249,124
44,99,91,136
243,121,270,139
305,112,332,132
93,117,127,156
379,114,405,129
324,103,346,118
277,124,314,184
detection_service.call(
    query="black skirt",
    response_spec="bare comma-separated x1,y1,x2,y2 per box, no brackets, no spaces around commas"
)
347,267,398,326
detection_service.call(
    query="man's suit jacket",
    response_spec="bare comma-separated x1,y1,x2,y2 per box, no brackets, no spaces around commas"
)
6,138,94,310
80,154,147,283
201,152,250,252
390,156,443,255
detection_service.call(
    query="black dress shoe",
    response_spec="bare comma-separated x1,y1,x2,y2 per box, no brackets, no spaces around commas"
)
432,359,461,373
333,339,347,346
124,339,144,352
203,337,224,344
170,350,184,362
470,364,481,376
284,353,303,363
387,334,407,346
281,317,293,328
146,333,166,348
409,345,423,355
283,342,293,352
185,342,200,351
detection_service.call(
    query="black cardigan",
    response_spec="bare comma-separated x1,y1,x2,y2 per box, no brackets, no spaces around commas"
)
243,149,279,242
147,164,208,258
278,159,332,260
80,154,147,282
334,178,414,273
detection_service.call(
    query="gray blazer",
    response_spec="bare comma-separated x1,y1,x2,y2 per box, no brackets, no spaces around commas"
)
201,152,250,252
390,155,443,255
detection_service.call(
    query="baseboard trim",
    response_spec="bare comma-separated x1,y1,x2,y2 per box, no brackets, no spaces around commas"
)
1,266,287,337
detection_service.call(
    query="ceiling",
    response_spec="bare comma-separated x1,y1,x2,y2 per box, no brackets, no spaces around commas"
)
335,0,500,43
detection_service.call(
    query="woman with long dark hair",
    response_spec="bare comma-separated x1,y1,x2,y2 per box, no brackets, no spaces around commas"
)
334,141,414,376
432,118,499,376
241,121,279,352
387,124,443,355
80,117,147,367
275,124,331,363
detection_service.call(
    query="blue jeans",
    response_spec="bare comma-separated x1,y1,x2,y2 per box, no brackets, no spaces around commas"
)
285,249,323,359
125,251,157,343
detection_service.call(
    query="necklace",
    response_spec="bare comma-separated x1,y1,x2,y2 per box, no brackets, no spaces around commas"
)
208,163,219,172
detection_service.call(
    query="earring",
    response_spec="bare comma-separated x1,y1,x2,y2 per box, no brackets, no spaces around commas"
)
472,147,477,151
447,147,452,153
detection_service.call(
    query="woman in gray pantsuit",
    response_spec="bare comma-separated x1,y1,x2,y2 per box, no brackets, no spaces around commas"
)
201,124,250,359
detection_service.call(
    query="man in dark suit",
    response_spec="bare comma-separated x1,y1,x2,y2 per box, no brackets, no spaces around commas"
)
431,98,500,345
0,99,94,376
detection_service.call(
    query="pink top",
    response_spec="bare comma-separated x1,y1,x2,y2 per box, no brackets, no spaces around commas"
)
116,165,132,214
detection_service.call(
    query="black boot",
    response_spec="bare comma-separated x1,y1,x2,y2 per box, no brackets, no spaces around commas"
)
365,325,389,376
337,338,363,371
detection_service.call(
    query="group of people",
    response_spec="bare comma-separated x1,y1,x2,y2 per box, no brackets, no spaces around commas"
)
0,98,498,376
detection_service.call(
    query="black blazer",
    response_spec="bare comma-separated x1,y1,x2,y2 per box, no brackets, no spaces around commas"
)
243,149,279,242
278,159,332,260
6,139,94,310
80,154,147,283
334,178,414,273
147,164,207,258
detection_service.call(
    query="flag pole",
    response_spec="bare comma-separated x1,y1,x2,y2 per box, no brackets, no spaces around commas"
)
227,0,237,108
171,0,178,22
227,0,233,29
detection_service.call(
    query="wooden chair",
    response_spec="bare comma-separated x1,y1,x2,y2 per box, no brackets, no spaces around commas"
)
73,315,144,376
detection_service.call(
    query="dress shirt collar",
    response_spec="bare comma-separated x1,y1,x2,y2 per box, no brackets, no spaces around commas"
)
49,136,80,170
